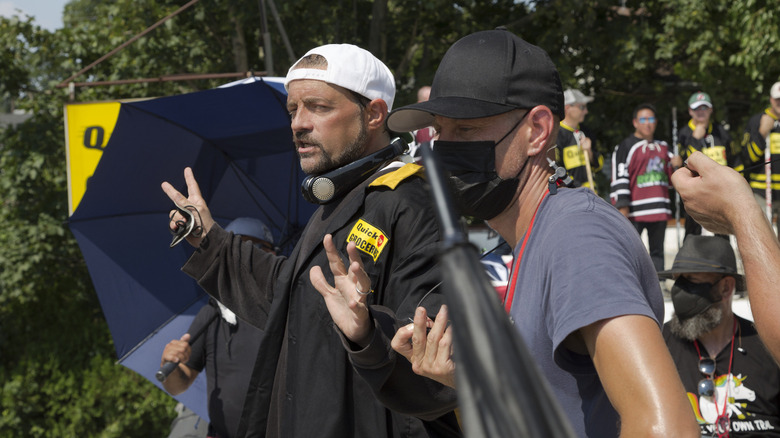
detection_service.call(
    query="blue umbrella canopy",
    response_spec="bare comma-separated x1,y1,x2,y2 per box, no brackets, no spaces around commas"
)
68,79,316,421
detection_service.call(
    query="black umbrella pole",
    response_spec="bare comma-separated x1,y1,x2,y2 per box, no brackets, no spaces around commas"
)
156,312,218,382
156,361,180,382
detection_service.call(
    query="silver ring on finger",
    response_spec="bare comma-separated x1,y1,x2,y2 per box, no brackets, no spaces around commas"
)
355,284,371,296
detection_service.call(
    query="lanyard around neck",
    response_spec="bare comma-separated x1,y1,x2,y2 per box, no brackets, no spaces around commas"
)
694,317,737,436
503,189,550,313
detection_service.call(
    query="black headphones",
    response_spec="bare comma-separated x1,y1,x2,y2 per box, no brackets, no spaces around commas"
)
546,157,574,194
301,137,408,204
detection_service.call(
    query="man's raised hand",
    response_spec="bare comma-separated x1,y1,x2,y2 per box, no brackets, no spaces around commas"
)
391,305,456,388
310,234,373,347
161,167,215,247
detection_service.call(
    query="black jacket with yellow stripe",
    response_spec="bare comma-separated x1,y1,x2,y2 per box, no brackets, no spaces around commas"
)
741,109,780,199
677,120,743,172
554,122,603,189
182,162,460,438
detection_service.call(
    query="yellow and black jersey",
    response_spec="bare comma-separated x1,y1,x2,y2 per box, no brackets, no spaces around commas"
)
555,122,603,189
742,109,780,199
677,120,743,172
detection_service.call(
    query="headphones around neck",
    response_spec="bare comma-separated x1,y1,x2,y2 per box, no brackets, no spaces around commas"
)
301,137,408,204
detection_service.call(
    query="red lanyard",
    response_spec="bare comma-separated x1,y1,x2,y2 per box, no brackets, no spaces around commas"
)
694,317,737,438
503,189,549,313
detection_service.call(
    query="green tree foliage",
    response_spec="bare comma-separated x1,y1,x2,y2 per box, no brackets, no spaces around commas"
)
59,0,271,100
515,0,780,193
2,0,780,435
0,102,175,435
0,12,179,438
656,0,780,129
265,0,529,106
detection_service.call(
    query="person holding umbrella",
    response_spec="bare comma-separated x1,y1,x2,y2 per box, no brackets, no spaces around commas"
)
162,43,459,438
385,29,698,437
160,217,276,438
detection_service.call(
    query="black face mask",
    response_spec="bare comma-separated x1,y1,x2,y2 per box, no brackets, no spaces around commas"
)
433,112,528,221
671,276,723,321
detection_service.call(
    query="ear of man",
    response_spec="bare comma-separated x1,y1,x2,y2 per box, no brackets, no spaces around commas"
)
365,99,388,130
720,276,737,301
525,105,556,158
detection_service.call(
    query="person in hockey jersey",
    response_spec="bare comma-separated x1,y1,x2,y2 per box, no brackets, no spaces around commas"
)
555,89,602,191
611,103,674,272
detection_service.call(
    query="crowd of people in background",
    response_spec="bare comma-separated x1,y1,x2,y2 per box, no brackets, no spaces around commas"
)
156,27,780,438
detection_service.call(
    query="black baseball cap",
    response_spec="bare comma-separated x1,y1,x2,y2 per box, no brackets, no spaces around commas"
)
658,235,745,291
387,29,564,133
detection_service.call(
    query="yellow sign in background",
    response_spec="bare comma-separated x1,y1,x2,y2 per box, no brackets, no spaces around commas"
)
64,101,122,215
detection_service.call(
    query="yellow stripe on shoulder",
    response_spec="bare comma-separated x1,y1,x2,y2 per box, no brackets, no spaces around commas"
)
369,163,425,190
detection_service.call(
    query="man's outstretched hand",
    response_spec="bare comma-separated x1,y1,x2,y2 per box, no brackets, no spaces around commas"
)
161,167,215,247
391,305,456,388
310,234,374,347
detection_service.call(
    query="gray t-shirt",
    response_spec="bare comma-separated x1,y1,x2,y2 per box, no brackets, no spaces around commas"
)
508,188,664,437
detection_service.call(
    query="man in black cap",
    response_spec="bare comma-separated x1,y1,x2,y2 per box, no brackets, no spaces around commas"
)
661,235,780,437
387,29,698,437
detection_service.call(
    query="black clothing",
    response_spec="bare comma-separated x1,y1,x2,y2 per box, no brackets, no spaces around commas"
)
186,302,264,438
663,316,780,436
555,122,602,189
632,220,666,272
677,120,742,170
677,120,743,236
742,109,780,201
182,163,460,438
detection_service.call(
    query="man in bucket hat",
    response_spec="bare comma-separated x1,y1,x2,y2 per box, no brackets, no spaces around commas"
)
672,150,780,363
661,235,780,437
387,28,698,437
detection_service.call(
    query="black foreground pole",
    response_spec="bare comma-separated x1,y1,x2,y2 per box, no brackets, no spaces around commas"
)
419,142,575,438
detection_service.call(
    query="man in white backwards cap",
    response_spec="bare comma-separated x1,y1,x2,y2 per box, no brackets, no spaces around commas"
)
162,44,459,438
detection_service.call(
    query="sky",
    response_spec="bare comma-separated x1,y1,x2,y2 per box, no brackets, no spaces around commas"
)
0,0,68,31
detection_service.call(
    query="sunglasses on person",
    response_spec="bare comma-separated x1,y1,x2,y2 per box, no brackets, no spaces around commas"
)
638,116,656,124
698,357,716,397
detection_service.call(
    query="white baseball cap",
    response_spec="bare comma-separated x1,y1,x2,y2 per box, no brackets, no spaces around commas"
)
563,89,594,106
285,44,396,110
771,81,780,99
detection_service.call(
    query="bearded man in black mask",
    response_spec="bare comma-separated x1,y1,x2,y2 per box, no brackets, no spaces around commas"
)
662,235,780,437
386,28,698,437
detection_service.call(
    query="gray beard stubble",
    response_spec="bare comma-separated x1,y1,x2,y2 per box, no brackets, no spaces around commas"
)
668,306,723,341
